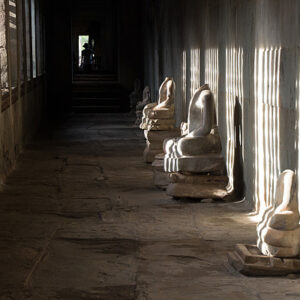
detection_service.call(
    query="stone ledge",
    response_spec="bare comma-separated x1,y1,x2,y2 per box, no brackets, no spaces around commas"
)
152,154,170,189
152,155,164,171
143,148,161,163
228,244,300,276
153,169,170,190
165,154,226,173
169,173,229,185
167,182,228,199
145,129,180,141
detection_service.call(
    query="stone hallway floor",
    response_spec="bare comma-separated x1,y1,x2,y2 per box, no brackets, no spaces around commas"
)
0,114,300,300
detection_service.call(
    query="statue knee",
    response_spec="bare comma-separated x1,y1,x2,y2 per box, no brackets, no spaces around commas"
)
177,137,194,156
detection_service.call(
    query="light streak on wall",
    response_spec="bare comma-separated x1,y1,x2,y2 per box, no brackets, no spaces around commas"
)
182,50,187,121
254,48,281,216
225,47,244,192
190,48,200,98
296,57,300,213
205,48,219,120
0,0,8,93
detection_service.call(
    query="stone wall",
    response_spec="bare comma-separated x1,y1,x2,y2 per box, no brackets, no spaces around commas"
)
143,0,300,213
0,0,46,183
0,83,45,183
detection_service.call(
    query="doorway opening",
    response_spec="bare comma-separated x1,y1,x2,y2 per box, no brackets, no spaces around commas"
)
78,35,90,67
71,1,119,81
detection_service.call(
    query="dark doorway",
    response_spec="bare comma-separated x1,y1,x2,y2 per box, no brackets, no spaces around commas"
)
71,0,118,81
45,0,143,115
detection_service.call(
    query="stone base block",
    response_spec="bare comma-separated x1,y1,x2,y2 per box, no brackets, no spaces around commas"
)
148,108,175,119
152,154,164,171
227,244,300,276
153,169,170,189
167,182,228,199
146,141,162,151
143,147,161,163
154,153,165,161
134,112,142,127
145,121,176,131
169,173,229,185
148,118,175,126
166,173,228,199
145,129,181,143
152,154,170,189
143,129,181,163
165,153,226,173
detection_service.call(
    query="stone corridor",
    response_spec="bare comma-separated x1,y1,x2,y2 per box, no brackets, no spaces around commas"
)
0,114,300,300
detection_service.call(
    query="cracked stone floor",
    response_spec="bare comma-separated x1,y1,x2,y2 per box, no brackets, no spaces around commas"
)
0,114,300,300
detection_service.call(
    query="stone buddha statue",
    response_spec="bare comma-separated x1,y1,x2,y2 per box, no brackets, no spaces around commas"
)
164,84,224,174
140,77,176,131
130,78,142,112
140,77,180,163
163,84,228,199
257,170,300,258
137,86,151,111
135,86,151,127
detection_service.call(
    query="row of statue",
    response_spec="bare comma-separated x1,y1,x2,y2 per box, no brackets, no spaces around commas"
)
131,77,300,274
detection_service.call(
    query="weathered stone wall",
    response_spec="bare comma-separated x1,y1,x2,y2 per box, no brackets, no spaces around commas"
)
0,84,45,183
0,0,46,183
143,0,300,213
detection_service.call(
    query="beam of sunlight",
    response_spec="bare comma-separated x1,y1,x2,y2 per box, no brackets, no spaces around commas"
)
31,0,36,78
182,50,187,121
190,48,200,99
0,0,8,92
254,48,259,211
205,48,219,120
254,47,281,218
296,51,300,214
8,0,18,86
225,47,244,192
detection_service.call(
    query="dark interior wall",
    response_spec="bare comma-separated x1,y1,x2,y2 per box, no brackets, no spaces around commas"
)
118,0,143,90
45,1,72,115
45,0,143,116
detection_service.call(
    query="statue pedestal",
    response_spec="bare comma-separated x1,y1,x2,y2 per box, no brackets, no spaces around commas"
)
143,128,180,163
143,146,161,163
165,153,226,173
134,110,143,127
152,153,170,189
228,244,300,276
166,172,229,199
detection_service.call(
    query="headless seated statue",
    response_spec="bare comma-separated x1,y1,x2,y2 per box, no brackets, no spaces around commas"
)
257,170,300,258
140,77,176,131
135,86,151,126
130,79,142,111
164,84,224,174
136,86,151,111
